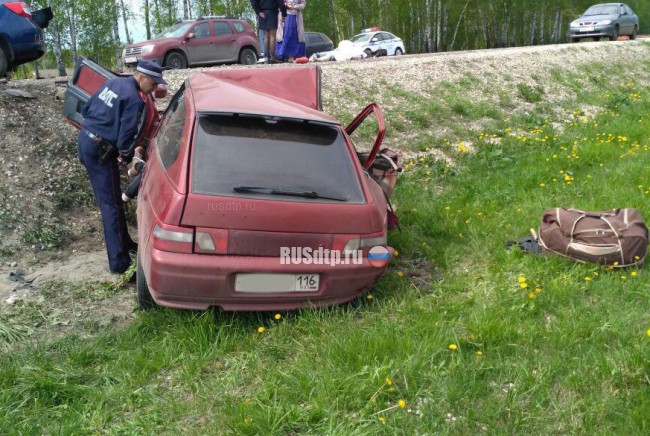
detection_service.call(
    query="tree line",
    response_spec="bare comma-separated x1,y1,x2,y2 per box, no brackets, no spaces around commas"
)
31,0,650,76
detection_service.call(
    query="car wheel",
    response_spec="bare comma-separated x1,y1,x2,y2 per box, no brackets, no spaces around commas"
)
609,26,619,41
630,25,638,40
394,48,403,56
239,48,257,65
137,256,157,310
364,48,373,57
164,52,187,69
0,47,7,78
570,37,580,43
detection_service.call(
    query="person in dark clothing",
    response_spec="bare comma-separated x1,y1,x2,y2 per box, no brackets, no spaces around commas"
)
250,0,286,63
77,59,166,275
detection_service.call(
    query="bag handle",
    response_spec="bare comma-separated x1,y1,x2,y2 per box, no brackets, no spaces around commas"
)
567,208,620,218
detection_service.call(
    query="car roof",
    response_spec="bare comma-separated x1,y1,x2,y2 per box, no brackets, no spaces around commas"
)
187,71,338,124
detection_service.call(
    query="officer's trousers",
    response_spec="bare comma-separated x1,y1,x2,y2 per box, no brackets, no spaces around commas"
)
78,132,135,273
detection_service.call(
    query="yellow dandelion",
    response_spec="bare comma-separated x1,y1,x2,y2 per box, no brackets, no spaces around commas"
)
274,313,282,320
448,344,458,350
397,271,404,277
388,386,396,392
621,276,627,280
367,294,374,300
584,276,592,281
613,262,619,266
647,328,650,337
386,377,392,385
257,327,265,333
528,292,535,299
535,288,542,294
635,256,640,260
393,250,399,257
540,183,546,188
518,276,526,283
631,271,638,277
476,351,483,356
379,416,386,424
520,283,528,289
398,400,406,409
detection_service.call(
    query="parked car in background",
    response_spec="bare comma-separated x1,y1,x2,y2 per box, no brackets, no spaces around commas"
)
304,32,334,57
349,28,405,57
64,61,401,312
568,3,639,42
122,16,260,70
0,1,53,77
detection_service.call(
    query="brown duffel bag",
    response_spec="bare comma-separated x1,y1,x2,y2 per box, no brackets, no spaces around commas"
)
537,208,648,267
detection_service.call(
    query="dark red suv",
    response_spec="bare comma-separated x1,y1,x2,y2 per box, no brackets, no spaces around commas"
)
121,16,260,69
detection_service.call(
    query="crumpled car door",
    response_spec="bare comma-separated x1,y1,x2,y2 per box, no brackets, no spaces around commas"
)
345,103,401,198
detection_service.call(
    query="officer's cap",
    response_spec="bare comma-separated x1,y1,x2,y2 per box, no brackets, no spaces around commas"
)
136,60,167,85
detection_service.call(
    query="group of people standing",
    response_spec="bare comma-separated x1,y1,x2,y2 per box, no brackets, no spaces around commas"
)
250,0,306,63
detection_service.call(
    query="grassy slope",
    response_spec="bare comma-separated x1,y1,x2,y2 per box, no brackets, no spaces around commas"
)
2,44,650,433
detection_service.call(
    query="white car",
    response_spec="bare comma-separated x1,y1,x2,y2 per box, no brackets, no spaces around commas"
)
349,28,405,57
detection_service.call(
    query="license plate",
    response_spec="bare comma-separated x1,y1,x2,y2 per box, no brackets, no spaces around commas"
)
124,56,137,64
235,273,319,293
580,26,595,32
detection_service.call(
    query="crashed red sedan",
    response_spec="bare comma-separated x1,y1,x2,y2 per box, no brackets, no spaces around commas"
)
64,60,400,311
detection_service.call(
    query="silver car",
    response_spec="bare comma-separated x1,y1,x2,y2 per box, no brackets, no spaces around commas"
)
349,28,406,57
568,3,639,42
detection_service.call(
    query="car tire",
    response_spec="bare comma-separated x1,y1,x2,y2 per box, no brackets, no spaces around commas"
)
239,48,257,65
137,256,157,310
394,48,403,56
364,48,373,57
609,26,619,41
631,25,638,40
0,47,7,78
164,51,187,69
570,37,580,43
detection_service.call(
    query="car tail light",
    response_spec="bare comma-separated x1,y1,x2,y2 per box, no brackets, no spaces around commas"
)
194,228,228,254
4,2,32,18
153,223,194,253
334,232,387,253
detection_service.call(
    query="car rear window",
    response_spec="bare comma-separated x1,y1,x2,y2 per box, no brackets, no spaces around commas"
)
192,115,365,203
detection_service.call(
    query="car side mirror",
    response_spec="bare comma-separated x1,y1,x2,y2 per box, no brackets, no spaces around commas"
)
154,85,168,99
186,33,196,39
371,37,378,42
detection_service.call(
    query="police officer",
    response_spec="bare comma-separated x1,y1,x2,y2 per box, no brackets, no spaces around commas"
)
78,60,166,275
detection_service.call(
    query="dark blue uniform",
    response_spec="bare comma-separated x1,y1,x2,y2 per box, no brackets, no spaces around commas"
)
78,76,144,274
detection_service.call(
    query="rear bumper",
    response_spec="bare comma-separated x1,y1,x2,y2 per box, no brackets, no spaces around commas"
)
145,248,391,311
10,41,46,66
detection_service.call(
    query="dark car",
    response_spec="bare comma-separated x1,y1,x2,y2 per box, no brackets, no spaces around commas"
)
0,1,53,77
568,3,639,42
64,60,401,312
121,16,260,69
304,32,334,57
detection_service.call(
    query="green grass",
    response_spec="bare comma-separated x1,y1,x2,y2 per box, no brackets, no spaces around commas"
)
2,61,650,433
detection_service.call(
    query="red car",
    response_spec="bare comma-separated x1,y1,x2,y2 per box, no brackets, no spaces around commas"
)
121,16,261,69
64,59,400,312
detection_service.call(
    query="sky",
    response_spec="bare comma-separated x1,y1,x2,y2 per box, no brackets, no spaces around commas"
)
123,0,147,43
